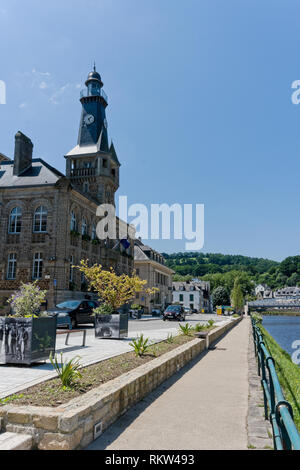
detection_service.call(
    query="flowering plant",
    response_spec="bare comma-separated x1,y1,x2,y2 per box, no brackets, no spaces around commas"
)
7,282,47,318
75,260,158,311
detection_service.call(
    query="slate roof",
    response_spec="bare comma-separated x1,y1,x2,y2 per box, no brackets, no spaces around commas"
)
172,281,210,292
0,153,10,162
0,158,64,187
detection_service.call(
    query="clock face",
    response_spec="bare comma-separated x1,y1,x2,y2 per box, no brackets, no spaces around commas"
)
84,114,95,125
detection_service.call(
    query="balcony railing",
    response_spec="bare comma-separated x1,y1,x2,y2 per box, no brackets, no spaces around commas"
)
80,88,108,103
70,168,96,177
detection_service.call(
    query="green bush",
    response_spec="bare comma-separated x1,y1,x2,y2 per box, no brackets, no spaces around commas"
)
252,313,262,324
166,333,174,343
93,303,115,315
194,323,206,332
179,323,193,336
129,334,150,357
49,352,82,389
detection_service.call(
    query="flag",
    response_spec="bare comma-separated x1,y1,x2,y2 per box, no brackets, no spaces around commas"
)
120,238,130,250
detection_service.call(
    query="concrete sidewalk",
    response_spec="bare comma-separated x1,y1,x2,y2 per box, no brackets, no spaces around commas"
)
87,317,250,450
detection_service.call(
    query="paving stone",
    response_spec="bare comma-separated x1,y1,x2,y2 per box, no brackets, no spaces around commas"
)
0,432,33,450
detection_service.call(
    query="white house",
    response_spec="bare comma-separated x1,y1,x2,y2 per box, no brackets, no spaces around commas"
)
172,281,211,313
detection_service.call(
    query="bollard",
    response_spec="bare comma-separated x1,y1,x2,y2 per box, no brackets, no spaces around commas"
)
194,330,209,349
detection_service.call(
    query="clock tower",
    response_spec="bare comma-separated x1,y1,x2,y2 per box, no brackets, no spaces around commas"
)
65,66,120,205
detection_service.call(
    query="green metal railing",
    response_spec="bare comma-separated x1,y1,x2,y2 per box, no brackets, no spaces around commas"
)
251,318,300,450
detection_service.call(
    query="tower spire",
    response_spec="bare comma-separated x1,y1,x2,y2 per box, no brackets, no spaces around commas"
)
93,61,96,72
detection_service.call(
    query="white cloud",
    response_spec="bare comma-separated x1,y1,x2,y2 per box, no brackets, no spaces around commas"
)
19,102,28,109
39,81,48,90
50,83,81,105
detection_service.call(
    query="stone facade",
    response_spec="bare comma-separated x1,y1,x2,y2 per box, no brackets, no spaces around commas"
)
134,239,174,313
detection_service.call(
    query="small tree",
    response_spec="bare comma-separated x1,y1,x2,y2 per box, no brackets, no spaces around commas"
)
212,286,230,308
231,278,244,313
7,281,47,317
75,260,157,311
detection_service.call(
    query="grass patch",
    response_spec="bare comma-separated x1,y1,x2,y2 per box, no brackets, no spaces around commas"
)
0,333,197,408
260,325,300,432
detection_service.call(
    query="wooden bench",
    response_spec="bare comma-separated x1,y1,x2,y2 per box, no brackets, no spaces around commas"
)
56,329,87,347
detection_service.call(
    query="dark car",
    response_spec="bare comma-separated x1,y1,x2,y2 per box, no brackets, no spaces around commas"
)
163,305,186,322
151,308,162,317
47,300,99,329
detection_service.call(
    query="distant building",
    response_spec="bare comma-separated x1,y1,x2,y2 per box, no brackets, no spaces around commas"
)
255,284,273,299
172,280,211,313
134,239,174,313
0,153,10,163
274,286,300,299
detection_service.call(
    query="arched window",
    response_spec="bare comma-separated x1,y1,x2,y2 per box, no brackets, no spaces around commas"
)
8,207,22,234
7,253,17,280
33,253,43,280
70,211,77,231
81,218,88,236
33,206,47,233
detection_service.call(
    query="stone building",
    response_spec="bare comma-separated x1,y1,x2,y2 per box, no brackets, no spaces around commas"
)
0,153,10,163
172,280,211,313
0,68,134,309
134,239,174,313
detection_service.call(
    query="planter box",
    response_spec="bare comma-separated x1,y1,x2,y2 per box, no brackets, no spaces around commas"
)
0,317,57,365
95,313,128,339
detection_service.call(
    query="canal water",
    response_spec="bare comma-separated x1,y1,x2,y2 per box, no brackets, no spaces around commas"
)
262,315,300,357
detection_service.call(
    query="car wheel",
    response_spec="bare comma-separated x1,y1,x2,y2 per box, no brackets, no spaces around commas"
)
71,316,77,329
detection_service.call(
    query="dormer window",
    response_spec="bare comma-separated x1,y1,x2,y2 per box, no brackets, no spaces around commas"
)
102,159,107,168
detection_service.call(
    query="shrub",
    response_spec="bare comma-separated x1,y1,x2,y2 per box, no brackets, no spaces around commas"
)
129,334,150,357
166,333,174,343
7,282,47,318
252,313,262,324
194,323,206,332
49,352,82,389
93,303,115,316
179,323,193,336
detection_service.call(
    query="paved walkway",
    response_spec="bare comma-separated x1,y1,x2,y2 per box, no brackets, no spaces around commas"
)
0,317,230,399
87,317,250,450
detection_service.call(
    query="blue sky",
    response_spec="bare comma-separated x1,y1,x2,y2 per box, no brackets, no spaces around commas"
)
1,0,300,261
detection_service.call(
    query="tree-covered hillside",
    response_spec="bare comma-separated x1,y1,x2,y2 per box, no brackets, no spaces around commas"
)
163,253,300,291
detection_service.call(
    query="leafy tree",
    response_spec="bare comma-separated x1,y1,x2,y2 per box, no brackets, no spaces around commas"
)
76,260,157,310
231,278,244,313
212,286,230,308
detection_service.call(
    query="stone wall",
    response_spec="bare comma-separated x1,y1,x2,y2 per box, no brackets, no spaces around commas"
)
0,317,242,450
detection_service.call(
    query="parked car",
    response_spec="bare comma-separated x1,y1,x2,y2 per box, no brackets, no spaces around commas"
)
163,305,186,322
151,308,162,317
47,300,99,328
191,308,198,314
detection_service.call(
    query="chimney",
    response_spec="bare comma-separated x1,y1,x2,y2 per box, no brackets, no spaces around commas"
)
13,131,33,176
